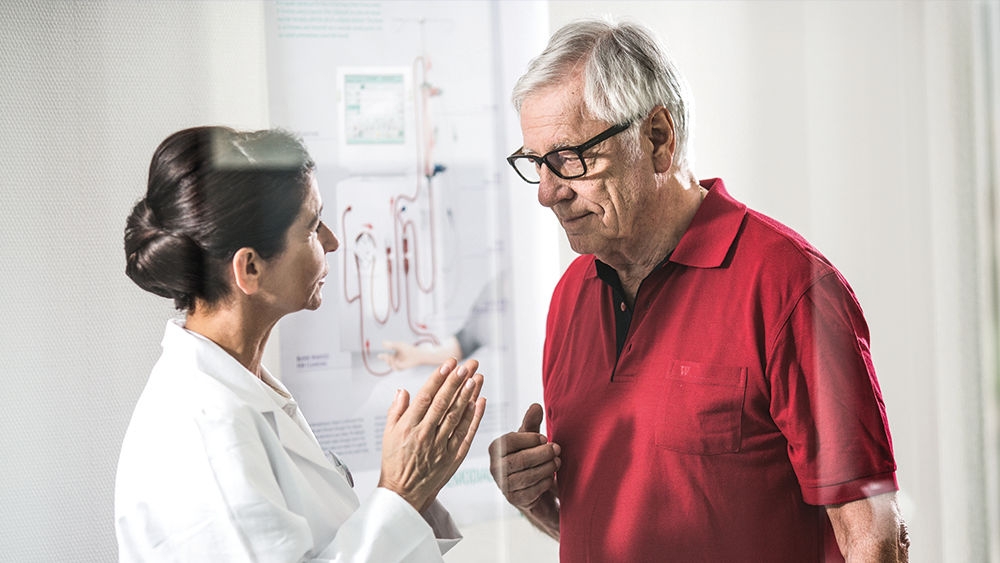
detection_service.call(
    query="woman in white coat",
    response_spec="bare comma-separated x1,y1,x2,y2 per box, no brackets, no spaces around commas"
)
117,126,486,562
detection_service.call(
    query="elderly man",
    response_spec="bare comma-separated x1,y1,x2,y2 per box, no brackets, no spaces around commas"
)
489,18,909,562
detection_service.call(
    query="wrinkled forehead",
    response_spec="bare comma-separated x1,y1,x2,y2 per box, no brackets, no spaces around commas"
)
518,81,602,155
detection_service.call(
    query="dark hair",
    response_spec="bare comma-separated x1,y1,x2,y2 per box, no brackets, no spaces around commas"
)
124,126,315,311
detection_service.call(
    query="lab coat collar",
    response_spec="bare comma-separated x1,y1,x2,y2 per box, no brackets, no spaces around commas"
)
161,319,335,474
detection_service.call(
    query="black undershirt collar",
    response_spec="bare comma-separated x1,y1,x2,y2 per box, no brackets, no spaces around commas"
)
594,254,671,357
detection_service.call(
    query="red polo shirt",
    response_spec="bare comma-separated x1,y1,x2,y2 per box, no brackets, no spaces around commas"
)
543,179,897,562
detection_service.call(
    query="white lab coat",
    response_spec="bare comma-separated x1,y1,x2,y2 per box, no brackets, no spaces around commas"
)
115,319,460,562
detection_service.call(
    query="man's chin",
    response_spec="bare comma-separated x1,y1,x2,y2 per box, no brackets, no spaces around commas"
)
564,234,596,255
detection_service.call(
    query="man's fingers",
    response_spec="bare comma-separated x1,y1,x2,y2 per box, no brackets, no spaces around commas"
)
504,472,556,508
489,434,561,490
487,404,561,512
497,453,560,487
519,403,544,433
488,446,560,509
489,431,548,459
498,442,560,476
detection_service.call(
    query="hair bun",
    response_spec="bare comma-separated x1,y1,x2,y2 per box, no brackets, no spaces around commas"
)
124,199,203,306
126,126,314,312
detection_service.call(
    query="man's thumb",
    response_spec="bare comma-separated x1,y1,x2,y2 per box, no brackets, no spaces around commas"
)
518,403,544,433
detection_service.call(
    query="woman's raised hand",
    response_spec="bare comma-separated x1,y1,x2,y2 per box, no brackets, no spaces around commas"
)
377,358,486,511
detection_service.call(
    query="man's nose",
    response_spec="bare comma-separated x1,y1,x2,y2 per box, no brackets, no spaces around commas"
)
536,165,570,208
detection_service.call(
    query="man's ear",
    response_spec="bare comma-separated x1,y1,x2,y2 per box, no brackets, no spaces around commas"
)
647,106,675,174
232,247,261,296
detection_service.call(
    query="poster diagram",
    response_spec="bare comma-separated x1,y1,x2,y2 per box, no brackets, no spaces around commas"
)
336,174,442,375
263,0,533,526
334,64,446,376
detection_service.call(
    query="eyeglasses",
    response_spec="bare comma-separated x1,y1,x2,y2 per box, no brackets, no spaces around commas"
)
506,121,634,184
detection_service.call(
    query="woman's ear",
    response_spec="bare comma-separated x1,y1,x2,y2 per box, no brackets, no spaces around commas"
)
648,106,675,174
232,247,261,296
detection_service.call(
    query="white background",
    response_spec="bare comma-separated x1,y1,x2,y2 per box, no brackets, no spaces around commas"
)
0,1,997,561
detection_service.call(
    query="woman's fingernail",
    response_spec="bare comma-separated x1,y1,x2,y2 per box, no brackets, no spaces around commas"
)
458,365,469,378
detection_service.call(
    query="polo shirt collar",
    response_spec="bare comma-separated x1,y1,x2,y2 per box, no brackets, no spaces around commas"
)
591,178,746,277
668,178,746,269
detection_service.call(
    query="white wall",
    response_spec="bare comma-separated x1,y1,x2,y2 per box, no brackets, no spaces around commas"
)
0,1,996,561
0,2,270,560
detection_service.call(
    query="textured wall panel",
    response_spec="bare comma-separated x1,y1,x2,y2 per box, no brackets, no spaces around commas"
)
0,2,267,559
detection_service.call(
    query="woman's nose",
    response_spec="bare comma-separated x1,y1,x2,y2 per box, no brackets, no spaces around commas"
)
321,223,339,253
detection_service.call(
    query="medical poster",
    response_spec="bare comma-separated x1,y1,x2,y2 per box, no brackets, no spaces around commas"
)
263,0,539,525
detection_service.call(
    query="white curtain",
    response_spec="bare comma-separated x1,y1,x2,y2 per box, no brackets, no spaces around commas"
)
972,1,1000,561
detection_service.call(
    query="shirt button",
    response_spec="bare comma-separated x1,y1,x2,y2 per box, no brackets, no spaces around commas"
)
620,302,627,312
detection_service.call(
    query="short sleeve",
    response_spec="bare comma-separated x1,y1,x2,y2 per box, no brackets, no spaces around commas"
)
767,271,898,506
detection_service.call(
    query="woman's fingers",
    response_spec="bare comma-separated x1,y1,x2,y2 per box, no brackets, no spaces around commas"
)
436,370,481,440
377,358,488,512
439,372,484,446
449,394,486,457
413,359,479,429
400,358,460,425
383,388,410,427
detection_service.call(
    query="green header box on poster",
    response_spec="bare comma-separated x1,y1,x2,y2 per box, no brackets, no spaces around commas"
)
343,73,406,145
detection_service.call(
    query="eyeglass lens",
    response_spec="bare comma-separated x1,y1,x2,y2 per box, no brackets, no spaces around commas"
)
512,149,585,183
547,151,585,178
508,120,633,184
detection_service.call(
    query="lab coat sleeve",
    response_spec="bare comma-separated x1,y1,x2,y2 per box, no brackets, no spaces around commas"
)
422,499,462,553
315,489,460,561
191,407,455,562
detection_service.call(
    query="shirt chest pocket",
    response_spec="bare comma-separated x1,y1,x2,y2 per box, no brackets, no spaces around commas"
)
655,361,747,455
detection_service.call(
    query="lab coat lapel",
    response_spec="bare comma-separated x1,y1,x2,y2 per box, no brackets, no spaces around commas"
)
205,367,351,490
165,320,335,475
271,407,334,471
215,369,336,474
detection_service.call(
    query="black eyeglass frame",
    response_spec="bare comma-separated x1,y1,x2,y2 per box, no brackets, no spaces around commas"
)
506,120,634,184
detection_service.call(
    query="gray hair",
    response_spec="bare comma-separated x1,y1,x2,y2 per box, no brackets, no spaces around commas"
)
512,18,694,168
